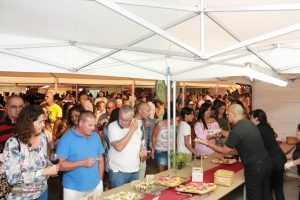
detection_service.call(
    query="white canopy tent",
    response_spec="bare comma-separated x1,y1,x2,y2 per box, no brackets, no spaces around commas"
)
1,0,300,167
0,0,300,85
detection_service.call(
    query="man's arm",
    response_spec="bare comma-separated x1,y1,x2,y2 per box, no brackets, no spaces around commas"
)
59,157,96,171
196,139,233,155
110,120,138,152
98,154,104,179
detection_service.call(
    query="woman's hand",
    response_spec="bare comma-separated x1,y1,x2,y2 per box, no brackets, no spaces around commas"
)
43,164,60,176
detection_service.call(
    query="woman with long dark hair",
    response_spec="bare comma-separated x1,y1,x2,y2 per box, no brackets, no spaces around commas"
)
214,101,230,146
194,103,221,155
3,105,59,200
250,109,286,200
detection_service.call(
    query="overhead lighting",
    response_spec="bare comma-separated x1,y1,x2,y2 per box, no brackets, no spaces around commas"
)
244,63,288,87
41,85,50,88
246,69,288,87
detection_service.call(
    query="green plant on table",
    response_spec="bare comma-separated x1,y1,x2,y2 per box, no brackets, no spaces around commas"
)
170,150,192,170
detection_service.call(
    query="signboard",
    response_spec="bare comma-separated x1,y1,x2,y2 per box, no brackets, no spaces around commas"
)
155,80,166,102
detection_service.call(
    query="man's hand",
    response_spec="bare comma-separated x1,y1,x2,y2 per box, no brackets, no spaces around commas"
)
82,158,96,168
130,119,138,132
284,160,295,169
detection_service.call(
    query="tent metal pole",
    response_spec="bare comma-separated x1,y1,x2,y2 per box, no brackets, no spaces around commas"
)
131,80,135,107
0,42,69,50
75,84,78,102
207,22,300,58
95,0,206,59
76,46,164,75
206,13,277,72
114,0,199,12
200,0,205,55
54,79,58,93
167,67,171,169
206,3,300,12
172,46,274,76
77,12,198,70
172,81,177,157
0,49,71,71
182,83,185,108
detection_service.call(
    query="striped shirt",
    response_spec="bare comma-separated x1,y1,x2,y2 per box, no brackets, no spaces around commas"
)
0,116,15,153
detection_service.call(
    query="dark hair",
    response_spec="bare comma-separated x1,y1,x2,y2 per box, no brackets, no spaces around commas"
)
109,107,120,123
180,107,194,119
298,124,300,132
16,105,44,144
251,109,277,138
162,108,179,120
62,102,73,119
67,105,85,126
215,101,227,119
197,103,212,130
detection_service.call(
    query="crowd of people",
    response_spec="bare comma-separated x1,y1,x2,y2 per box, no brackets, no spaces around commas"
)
0,89,299,200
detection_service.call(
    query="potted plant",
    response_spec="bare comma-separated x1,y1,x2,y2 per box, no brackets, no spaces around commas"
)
170,150,192,170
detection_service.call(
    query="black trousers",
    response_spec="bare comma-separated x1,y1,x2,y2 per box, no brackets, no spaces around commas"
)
244,157,273,200
271,154,286,200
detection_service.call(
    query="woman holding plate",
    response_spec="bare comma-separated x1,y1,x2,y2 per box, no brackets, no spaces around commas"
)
194,103,221,156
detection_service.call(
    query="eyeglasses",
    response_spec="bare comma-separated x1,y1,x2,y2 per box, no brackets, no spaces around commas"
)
9,105,24,110
119,118,132,123
106,107,114,110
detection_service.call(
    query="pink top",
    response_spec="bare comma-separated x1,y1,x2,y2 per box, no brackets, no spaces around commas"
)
194,121,220,155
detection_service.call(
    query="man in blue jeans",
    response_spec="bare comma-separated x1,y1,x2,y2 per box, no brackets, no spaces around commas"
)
107,105,145,188
57,111,105,200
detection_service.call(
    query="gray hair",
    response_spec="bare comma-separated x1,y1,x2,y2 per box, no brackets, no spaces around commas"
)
119,105,134,116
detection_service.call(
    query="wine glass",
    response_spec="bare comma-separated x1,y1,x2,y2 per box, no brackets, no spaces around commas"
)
50,153,59,177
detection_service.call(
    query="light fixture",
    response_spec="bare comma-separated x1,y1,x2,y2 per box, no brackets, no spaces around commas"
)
41,85,50,88
246,69,287,87
244,63,288,87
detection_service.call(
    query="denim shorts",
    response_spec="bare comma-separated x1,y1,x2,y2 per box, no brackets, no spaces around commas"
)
155,150,168,167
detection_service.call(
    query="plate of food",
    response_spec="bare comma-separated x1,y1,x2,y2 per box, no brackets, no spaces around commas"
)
211,158,237,164
175,182,217,195
131,180,166,194
103,191,143,200
205,129,221,135
154,175,189,187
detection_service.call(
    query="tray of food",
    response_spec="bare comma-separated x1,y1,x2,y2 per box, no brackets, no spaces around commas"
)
131,179,166,194
103,191,143,200
175,182,217,195
154,175,189,187
211,158,237,164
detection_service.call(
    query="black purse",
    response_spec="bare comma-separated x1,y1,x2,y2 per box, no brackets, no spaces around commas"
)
0,161,12,199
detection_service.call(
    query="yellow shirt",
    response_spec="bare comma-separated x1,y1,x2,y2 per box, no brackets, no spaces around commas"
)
46,103,62,130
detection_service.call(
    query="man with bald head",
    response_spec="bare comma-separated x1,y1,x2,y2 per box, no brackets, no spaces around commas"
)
135,102,155,178
0,95,24,153
196,104,273,200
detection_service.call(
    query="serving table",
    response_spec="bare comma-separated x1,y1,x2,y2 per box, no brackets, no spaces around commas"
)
100,153,245,200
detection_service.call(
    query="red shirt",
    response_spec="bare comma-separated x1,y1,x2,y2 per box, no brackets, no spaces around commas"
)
0,116,15,153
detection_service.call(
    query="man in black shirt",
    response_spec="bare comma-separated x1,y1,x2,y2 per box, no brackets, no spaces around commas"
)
196,104,273,200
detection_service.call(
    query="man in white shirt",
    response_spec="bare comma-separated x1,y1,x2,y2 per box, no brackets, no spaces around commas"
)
107,105,143,188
